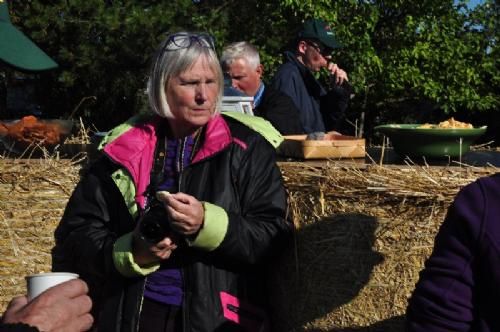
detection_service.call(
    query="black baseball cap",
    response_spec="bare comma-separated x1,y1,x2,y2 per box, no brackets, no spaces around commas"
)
298,18,342,50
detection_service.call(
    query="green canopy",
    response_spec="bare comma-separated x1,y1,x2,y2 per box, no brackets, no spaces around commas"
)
0,0,58,71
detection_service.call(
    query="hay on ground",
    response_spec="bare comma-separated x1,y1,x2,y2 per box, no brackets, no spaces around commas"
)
0,157,498,332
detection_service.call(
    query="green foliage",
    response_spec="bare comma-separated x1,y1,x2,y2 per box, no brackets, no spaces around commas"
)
11,0,196,128
9,0,300,129
279,0,499,135
7,0,500,136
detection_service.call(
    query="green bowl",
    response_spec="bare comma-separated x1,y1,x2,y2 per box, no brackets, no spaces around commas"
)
375,124,487,159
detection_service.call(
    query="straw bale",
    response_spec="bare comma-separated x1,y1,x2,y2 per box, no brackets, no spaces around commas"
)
0,158,81,311
270,162,499,331
0,156,498,332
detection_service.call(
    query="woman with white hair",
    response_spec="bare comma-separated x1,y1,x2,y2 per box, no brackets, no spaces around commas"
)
52,31,291,332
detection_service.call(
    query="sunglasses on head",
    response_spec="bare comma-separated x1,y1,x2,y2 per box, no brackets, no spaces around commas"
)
162,32,216,52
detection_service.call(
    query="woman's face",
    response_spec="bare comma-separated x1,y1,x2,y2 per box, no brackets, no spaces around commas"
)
166,55,219,136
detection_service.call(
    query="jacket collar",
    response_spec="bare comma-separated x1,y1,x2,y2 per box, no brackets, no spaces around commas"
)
284,51,326,97
101,114,232,207
285,51,310,79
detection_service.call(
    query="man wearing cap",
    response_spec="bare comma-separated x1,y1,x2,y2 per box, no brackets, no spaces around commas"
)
272,18,351,134
0,0,58,113
221,41,305,135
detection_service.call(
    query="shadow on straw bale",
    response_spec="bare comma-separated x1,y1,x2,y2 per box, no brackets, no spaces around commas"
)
269,213,385,331
269,162,500,331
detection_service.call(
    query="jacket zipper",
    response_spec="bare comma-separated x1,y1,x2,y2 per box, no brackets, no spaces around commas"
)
178,175,190,332
134,281,147,332
175,133,233,332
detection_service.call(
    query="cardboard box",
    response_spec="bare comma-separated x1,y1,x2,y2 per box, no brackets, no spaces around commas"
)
277,133,365,159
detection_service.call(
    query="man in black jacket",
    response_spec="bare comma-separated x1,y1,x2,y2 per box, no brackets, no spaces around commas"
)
221,41,305,135
272,18,352,134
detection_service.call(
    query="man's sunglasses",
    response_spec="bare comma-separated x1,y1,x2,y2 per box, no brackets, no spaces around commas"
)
162,32,216,52
305,40,332,57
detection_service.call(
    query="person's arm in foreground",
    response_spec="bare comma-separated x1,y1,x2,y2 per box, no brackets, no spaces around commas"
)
406,180,485,331
1,279,93,332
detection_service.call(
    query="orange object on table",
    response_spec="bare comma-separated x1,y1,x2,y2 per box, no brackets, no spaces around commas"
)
1,116,66,146
0,122,7,136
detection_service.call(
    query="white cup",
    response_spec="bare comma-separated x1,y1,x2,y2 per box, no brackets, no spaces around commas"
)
26,272,79,301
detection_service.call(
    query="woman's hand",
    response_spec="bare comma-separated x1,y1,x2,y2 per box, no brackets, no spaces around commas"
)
156,191,204,236
131,191,204,266
132,232,178,266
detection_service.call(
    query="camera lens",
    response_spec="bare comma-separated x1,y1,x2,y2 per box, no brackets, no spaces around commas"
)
139,200,170,243
140,218,164,243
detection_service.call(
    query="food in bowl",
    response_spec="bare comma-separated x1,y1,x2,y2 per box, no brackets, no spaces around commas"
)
417,117,473,129
375,123,487,158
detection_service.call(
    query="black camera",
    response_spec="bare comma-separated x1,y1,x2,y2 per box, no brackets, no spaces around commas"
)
139,197,171,243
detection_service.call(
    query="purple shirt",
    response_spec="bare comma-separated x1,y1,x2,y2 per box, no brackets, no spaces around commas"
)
143,136,195,306
406,173,500,331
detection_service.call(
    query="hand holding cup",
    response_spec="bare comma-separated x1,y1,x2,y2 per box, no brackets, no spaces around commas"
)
2,277,93,332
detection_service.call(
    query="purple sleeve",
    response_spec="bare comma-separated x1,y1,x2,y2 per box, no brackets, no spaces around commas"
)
405,180,486,331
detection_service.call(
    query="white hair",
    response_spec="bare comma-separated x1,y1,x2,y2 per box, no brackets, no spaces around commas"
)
220,41,261,70
147,32,224,119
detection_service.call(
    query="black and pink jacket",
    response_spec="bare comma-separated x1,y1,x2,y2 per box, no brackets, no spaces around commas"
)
53,113,291,332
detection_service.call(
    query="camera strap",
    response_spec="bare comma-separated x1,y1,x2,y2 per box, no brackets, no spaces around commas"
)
145,126,167,209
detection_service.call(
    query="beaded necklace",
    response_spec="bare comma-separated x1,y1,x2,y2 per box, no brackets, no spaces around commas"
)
175,128,203,173
155,128,203,193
